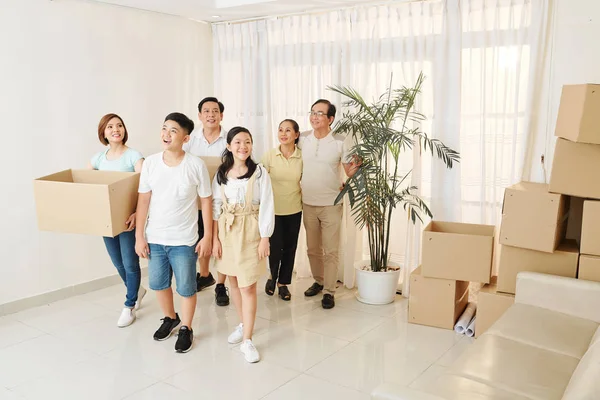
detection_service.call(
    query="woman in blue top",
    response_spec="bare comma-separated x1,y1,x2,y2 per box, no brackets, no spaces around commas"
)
88,113,145,328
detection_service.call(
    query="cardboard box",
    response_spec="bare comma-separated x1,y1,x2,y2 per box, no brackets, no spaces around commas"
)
197,156,221,210
201,156,221,181
33,169,140,237
581,200,600,256
578,255,600,283
500,182,568,253
422,221,495,283
475,276,515,338
497,240,580,294
555,84,600,144
549,138,600,199
408,266,469,329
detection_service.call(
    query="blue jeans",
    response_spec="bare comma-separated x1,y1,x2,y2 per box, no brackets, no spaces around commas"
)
103,229,141,308
148,244,197,297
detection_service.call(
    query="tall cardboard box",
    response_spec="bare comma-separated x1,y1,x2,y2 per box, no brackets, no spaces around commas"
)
578,255,600,283
201,156,221,181
496,240,580,294
499,182,568,253
581,200,600,256
549,138,600,199
422,221,495,283
475,276,515,338
33,169,140,237
555,84,600,144
197,156,221,210
408,266,469,329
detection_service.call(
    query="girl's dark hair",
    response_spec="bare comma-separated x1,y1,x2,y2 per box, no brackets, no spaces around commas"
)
280,119,300,144
216,126,258,185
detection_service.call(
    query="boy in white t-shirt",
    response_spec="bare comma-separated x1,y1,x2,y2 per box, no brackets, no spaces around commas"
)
135,112,213,353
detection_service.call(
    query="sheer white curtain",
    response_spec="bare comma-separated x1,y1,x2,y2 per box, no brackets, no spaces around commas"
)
212,0,549,295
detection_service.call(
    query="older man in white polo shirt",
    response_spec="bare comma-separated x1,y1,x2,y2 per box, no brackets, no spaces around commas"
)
298,99,359,309
183,96,230,307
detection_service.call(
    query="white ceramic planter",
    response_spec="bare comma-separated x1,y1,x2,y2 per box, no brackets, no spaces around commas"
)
354,260,402,305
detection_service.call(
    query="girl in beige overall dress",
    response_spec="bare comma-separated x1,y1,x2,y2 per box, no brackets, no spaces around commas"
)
212,127,275,363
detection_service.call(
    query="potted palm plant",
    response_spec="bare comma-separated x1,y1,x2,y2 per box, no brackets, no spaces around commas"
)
329,73,459,305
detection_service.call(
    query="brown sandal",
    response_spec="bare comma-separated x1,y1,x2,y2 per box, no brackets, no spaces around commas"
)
278,285,291,301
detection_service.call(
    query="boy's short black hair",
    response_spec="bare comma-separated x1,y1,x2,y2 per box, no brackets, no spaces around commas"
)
164,112,194,135
198,97,225,113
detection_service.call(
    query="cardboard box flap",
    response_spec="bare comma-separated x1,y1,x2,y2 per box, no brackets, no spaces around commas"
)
35,169,137,186
425,221,495,237
555,84,600,144
72,170,137,185
35,169,74,183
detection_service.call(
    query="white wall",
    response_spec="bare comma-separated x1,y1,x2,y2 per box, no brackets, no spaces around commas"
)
524,0,600,183
0,0,212,305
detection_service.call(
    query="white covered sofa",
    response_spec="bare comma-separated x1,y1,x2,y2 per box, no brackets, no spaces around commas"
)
372,272,600,400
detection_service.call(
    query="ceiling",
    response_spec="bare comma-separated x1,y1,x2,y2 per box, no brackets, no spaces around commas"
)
87,0,384,23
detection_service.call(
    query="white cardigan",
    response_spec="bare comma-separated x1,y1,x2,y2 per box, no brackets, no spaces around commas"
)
212,165,275,238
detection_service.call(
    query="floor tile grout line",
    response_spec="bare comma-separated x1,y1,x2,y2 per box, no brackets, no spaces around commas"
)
257,369,304,399
405,336,466,387
301,372,369,394
117,379,157,400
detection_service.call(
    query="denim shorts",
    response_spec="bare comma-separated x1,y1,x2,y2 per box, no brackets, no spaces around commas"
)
148,244,197,297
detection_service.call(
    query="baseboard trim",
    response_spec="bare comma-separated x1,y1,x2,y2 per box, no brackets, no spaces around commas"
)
0,267,149,316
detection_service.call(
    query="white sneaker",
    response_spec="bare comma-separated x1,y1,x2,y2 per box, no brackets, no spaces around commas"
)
240,339,260,363
228,323,244,344
135,286,147,311
117,307,136,328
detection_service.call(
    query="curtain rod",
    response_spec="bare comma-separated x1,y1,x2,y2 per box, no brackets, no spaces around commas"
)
211,0,432,26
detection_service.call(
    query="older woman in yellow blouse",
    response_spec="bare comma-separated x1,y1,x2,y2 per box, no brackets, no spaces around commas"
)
261,119,303,300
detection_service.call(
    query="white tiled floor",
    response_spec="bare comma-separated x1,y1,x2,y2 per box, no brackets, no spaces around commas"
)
0,277,473,400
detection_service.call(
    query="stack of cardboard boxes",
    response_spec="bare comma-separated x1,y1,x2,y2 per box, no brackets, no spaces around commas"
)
408,84,600,336
408,221,495,330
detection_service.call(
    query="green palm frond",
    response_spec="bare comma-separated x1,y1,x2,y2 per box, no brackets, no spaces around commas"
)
328,71,459,272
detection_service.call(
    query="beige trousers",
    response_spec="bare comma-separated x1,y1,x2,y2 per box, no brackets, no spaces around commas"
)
302,204,343,295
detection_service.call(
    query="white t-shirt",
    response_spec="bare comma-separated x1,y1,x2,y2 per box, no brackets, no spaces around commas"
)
298,130,351,207
138,152,212,246
212,165,275,238
183,126,228,157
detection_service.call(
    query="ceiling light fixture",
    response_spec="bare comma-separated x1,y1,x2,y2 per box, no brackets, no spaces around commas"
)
212,15,221,18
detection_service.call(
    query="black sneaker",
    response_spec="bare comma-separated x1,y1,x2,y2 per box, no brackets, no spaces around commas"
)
153,314,181,341
304,282,324,297
215,284,230,306
197,272,216,292
322,294,335,309
175,326,194,353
